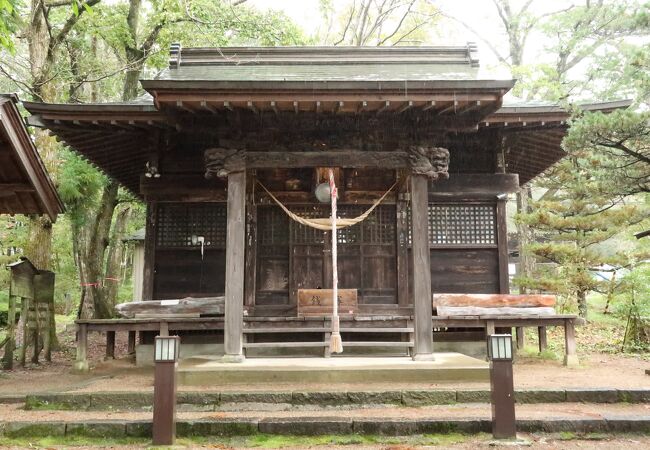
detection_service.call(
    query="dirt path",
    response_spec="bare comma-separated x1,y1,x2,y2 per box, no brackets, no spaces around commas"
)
0,329,649,394
1,402,649,422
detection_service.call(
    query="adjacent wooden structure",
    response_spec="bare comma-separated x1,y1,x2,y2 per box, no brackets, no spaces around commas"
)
2,257,55,369
22,45,625,365
0,94,64,220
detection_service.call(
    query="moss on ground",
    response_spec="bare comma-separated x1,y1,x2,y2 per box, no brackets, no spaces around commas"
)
0,432,484,448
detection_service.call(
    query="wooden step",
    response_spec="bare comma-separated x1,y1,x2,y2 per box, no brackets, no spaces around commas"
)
341,328,414,333
342,341,414,347
243,327,329,334
243,342,328,349
243,327,414,334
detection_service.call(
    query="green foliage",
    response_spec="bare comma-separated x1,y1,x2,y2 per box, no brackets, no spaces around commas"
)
0,0,20,52
515,150,649,317
615,264,650,351
564,109,650,196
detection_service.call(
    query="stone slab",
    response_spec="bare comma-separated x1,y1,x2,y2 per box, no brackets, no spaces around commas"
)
1,422,66,438
25,393,91,410
515,389,566,403
90,392,153,410
259,417,353,435
456,390,491,403
65,421,127,438
221,392,292,404
353,419,418,435
401,390,456,406
565,388,619,403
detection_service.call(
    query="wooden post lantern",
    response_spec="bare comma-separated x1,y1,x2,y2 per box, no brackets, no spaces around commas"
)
488,334,516,439
153,336,180,445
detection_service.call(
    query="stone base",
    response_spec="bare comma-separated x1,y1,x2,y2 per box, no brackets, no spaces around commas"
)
72,360,89,373
412,353,436,361
177,354,488,386
221,354,245,363
564,354,580,367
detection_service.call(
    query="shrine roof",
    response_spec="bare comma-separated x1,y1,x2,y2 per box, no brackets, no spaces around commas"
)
0,94,64,221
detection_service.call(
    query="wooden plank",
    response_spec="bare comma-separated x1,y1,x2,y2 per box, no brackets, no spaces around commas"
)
297,289,358,317
437,306,556,316
224,171,246,360
117,297,224,318
210,150,416,170
433,294,556,308
411,175,434,358
496,200,510,294
343,341,413,347
142,202,157,300
429,174,519,196
243,342,327,348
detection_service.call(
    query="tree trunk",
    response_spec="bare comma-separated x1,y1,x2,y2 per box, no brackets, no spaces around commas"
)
104,205,132,308
577,289,588,319
78,181,120,319
516,186,534,293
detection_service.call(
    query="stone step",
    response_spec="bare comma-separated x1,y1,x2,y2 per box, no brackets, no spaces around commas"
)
19,388,650,412
1,416,650,439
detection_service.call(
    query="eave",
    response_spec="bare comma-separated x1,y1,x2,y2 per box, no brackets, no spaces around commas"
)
0,94,64,221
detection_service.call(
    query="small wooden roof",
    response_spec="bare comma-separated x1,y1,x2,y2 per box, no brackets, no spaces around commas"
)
0,94,64,220
21,45,630,192
142,44,514,116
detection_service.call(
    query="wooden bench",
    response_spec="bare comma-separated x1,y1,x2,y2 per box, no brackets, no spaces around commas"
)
73,316,225,371
433,293,582,366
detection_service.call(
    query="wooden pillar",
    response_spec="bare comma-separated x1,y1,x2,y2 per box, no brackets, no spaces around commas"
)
142,202,157,300
1,295,17,369
19,297,29,366
538,326,547,352
224,171,246,362
496,200,510,294
410,174,434,360
127,331,136,355
244,170,257,308
515,326,525,350
564,319,579,367
74,323,89,372
396,170,410,307
106,331,116,359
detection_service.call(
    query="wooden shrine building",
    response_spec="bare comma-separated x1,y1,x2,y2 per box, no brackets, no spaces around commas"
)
0,94,63,220
23,45,625,363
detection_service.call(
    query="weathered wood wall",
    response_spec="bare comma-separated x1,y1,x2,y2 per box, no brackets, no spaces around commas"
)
140,114,512,308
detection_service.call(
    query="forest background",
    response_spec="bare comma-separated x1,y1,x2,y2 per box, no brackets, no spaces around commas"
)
0,0,648,350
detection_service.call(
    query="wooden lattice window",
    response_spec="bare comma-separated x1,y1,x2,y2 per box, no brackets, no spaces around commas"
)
290,206,328,245
156,203,227,248
428,204,496,246
361,205,395,244
258,207,289,245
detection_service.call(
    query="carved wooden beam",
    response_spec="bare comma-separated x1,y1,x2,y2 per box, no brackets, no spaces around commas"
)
204,147,450,180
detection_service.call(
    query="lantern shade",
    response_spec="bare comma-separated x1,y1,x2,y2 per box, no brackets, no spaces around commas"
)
487,334,513,361
155,336,180,362
314,182,331,203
